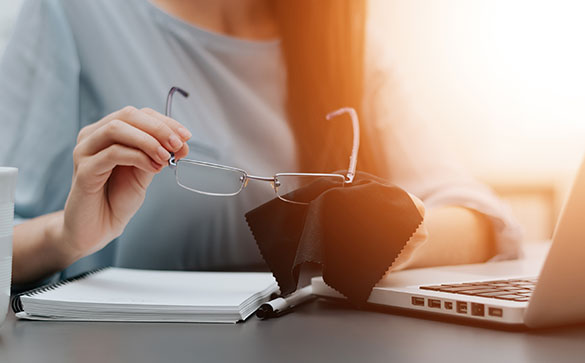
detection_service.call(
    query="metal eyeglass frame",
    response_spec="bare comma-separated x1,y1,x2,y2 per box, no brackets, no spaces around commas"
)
165,87,360,204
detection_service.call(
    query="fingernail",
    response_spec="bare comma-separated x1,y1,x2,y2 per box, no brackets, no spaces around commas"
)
177,127,192,140
169,134,182,150
157,146,170,162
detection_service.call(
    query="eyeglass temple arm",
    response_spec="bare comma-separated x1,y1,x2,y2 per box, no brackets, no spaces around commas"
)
326,107,360,183
165,87,190,165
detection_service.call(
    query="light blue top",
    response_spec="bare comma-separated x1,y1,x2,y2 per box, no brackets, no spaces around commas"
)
0,0,523,282
0,0,297,278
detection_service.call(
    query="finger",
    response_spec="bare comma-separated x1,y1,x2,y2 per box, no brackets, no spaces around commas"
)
87,144,163,176
140,107,192,141
76,107,138,143
118,107,190,152
173,142,190,161
78,107,190,152
76,119,171,165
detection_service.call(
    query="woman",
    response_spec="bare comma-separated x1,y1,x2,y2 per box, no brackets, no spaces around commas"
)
0,0,521,285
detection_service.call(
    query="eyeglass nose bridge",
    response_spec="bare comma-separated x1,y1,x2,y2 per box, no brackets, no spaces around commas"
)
244,174,278,192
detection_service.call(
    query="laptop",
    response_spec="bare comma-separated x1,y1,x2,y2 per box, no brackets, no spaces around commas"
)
312,156,585,328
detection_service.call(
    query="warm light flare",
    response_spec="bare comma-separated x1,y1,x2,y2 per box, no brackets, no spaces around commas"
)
371,0,585,179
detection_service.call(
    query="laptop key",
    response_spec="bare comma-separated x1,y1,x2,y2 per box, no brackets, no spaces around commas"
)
486,283,514,287
424,286,487,293
441,286,493,292
458,289,503,295
494,295,528,301
513,289,532,294
419,277,538,302
515,293,533,298
514,285,536,290
476,291,521,297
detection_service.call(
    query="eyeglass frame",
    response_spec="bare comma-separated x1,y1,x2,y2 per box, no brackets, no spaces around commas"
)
164,87,360,204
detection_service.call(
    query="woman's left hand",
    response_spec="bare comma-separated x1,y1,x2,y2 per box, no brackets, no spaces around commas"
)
387,193,428,272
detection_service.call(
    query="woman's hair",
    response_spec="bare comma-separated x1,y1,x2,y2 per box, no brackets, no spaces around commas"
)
274,0,387,176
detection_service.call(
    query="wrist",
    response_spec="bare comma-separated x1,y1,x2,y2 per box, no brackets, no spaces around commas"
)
43,211,83,270
12,211,84,285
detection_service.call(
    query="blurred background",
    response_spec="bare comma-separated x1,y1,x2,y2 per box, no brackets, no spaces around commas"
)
2,0,584,242
369,0,585,242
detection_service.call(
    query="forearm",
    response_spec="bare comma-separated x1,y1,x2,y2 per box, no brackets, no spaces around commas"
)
401,206,496,269
12,211,80,285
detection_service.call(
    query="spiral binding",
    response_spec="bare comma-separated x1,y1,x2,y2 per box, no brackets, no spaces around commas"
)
11,267,109,313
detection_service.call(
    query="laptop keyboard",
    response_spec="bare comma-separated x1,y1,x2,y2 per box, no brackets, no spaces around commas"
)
419,277,538,302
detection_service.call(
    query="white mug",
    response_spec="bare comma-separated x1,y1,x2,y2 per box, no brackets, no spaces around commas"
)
0,167,17,326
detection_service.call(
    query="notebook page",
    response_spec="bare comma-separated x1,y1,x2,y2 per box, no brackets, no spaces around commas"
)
26,268,277,307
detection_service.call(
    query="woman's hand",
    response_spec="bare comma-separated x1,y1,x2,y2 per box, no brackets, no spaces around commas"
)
387,193,428,272
59,106,191,262
387,195,496,273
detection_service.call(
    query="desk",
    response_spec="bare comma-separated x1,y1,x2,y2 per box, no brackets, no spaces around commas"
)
2,298,585,363
2,243,585,363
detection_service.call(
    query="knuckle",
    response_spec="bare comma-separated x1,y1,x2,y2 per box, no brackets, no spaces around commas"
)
77,126,90,143
140,133,154,149
140,107,155,115
105,119,124,136
127,149,145,168
133,151,145,165
120,105,138,117
153,120,169,135
105,144,122,158
72,144,83,164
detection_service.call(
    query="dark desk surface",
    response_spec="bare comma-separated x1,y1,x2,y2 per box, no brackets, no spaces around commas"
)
2,298,585,363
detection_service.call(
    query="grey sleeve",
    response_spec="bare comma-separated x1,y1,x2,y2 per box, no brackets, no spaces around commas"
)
0,0,80,223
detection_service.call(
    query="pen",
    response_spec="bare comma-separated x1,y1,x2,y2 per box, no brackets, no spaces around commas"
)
256,285,316,319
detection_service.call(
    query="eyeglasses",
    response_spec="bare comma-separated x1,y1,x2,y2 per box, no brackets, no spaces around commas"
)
165,87,360,204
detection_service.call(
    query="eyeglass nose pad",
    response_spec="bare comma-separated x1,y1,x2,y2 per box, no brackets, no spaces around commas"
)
243,177,249,189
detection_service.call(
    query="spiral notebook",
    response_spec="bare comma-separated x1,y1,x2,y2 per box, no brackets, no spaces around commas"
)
12,267,278,323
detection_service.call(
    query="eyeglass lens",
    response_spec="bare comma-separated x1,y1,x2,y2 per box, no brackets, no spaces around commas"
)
175,161,246,196
275,174,345,204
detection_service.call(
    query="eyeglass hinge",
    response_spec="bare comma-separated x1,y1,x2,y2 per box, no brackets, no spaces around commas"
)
168,153,177,167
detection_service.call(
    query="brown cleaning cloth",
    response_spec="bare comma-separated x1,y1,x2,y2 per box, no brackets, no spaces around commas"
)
245,172,424,306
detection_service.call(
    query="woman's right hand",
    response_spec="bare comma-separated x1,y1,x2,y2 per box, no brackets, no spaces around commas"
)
59,106,191,263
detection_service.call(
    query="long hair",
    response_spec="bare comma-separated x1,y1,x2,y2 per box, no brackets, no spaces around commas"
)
274,0,387,176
